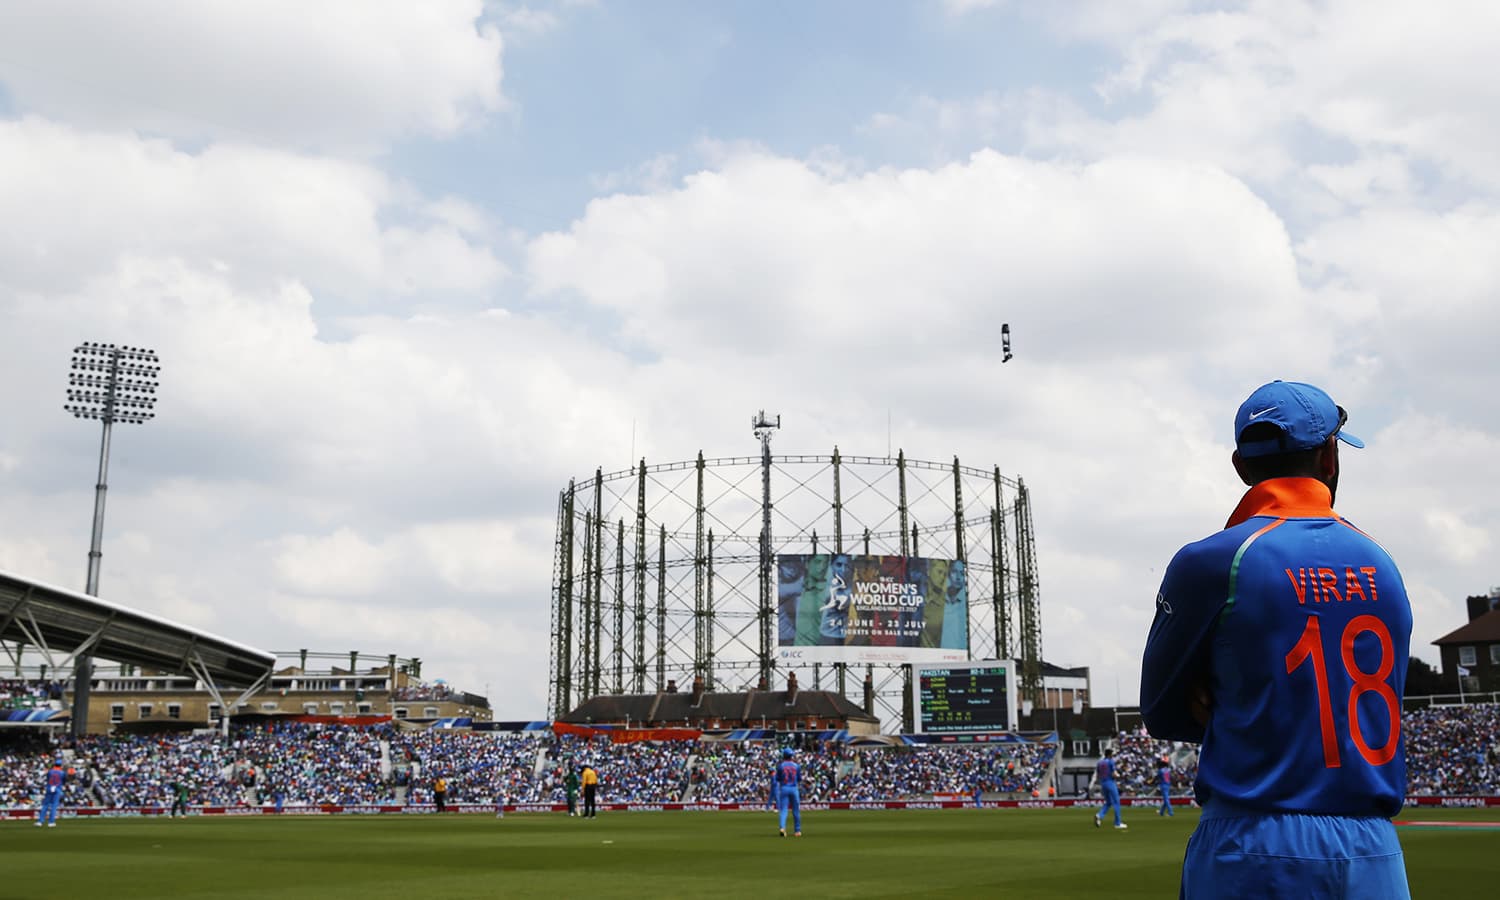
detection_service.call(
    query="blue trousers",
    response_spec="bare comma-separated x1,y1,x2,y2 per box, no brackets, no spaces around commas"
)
1095,782,1122,825
778,787,801,833
40,790,62,825
1160,784,1174,816
1182,802,1409,899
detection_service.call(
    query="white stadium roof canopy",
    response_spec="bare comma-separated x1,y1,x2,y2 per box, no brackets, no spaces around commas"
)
0,566,275,690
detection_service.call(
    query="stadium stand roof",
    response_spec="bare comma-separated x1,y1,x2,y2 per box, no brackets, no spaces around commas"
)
0,567,275,690
1040,661,1089,678
561,688,880,729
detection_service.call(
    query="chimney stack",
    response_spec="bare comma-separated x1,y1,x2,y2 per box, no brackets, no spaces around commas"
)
666,679,678,694
863,670,875,715
785,672,799,707
1466,591,1500,622
691,675,706,707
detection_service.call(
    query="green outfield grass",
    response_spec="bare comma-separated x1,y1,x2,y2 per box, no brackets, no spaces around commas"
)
3,807,1497,899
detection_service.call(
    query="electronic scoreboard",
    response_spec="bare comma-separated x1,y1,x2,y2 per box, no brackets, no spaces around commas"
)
911,660,1017,734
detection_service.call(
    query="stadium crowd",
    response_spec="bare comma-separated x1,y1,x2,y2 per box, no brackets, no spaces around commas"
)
236,721,390,806
1109,730,1198,797
391,683,464,702
839,743,1057,801
1404,705,1500,795
0,678,67,709
399,730,541,805
692,741,843,803
82,732,245,807
1,704,1496,811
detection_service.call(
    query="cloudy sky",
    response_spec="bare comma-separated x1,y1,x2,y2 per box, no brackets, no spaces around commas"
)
2,0,1496,720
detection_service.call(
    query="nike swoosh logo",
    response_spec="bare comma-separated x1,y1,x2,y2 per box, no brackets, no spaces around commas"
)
1248,406,1278,419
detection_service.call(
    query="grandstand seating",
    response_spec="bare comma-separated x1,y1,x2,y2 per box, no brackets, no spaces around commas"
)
0,678,65,711
1,704,1495,810
1405,705,1500,795
1108,731,1198,797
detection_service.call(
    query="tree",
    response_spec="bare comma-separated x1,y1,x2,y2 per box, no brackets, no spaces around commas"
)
1405,656,1451,697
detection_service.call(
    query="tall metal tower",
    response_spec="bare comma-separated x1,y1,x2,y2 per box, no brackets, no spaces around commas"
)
1014,479,1043,704
63,342,161,736
752,410,780,688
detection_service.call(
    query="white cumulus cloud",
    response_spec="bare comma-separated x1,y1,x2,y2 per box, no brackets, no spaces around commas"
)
0,0,505,151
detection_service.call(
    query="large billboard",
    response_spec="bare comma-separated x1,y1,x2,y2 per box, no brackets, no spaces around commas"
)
775,553,969,664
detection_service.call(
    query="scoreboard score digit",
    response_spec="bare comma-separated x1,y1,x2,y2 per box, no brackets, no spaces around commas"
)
912,660,1018,734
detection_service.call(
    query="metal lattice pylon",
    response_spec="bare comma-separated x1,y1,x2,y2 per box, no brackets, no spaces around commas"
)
547,451,1041,732
1015,479,1044,704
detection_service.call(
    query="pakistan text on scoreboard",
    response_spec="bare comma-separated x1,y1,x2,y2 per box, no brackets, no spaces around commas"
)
911,660,1019,735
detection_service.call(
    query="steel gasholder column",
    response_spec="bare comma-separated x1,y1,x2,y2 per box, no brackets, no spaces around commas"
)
634,459,647,693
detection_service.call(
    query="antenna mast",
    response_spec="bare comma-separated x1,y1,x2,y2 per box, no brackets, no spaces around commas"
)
751,410,780,687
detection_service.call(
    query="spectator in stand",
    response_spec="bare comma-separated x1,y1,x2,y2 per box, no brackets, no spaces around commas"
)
1403,705,1500,795
837,744,1054,801
0,678,68,711
238,722,388,806
589,741,692,804
769,761,781,813
1112,731,1196,800
696,742,778,804
0,705,1495,820
396,731,542,806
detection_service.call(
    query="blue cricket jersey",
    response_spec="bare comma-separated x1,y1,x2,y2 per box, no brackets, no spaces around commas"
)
776,760,801,789
1096,757,1116,784
1141,478,1411,818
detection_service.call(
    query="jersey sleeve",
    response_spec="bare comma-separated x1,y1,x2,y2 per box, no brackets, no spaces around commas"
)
1141,539,1230,743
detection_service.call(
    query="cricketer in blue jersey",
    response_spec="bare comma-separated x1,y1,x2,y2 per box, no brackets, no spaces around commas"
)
38,760,67,827
1093,748,1125,829
1157,760,1174,817
774,748,802,837
1142,380,1412,899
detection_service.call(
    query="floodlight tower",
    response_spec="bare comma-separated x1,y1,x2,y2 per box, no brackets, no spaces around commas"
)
752,410,780,688
63,342,160,736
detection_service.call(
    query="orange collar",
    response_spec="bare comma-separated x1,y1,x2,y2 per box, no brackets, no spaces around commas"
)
1225,478,1335,529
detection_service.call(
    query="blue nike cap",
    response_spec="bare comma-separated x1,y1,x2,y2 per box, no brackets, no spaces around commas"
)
1234,380,1364,459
